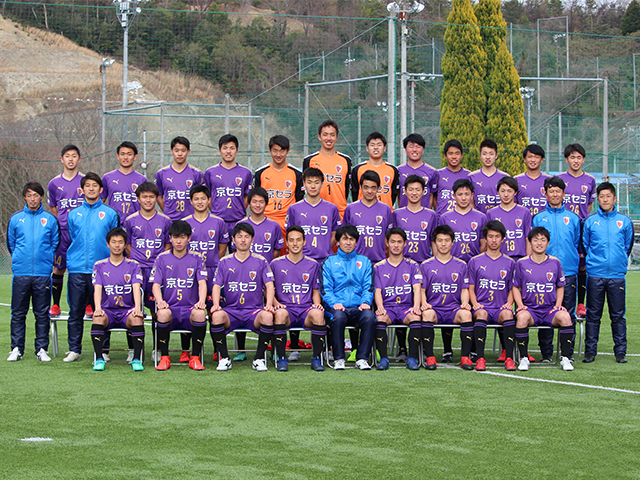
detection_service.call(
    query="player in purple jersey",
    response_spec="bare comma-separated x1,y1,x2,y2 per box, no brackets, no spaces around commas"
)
204,134,253,232
343,171,393,264
373,228,423,370
210,222,276,372
271,226,326,371
468,221,516,371
433,139,471,217
101,141,147,222
513,227,575,371
487,176,532,260
469,139,509,214
515,144,550,216
155,136,204,222
48,144,84,316
151,221,208,371
398,134,438,209
90,228,145,371
438,179,487,263
420,225,473,370
285,167,341,262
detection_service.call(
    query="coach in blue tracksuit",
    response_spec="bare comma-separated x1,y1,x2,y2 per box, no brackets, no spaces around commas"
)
533,176,581,360
582,182,633,364
63,172,119,363
6,182,60,362
320,224,376,370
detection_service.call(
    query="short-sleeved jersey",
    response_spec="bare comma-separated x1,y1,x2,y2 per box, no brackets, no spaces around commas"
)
303,151,352,217
204,163,253,224
486,204,532,259
284,199,341,262
557,171,596,219
183,214,229,269
435,167,471,217
515,172,550,216
124,211,172,269
438,208,487,263
392,207,437,263
271,255,320,308
254,163,304,229
467,253,515,307
101,169,148,221
343,200,393,264
232,216,284,262
150,250,207,307
47,173,84,229
155,164,204,222
469,168,509,214
213,253,274,310
398,162,439,208
92,258,143,310
351,161,400,209
420,256,469,308
374,258,423,309
513,255,565,311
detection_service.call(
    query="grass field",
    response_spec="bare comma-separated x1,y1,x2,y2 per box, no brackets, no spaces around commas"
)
1,274,639,479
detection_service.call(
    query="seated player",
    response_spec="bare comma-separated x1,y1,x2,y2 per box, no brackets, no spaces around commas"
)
512,226,575,371
91,228,145,371
467,221,516,371
271,226,326,372
373,228,423,370
210,223,276,372
151,221,208,371
420,225,473,370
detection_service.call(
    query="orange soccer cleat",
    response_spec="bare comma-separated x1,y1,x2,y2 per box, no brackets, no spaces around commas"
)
156,355,171,371
505,357,517,371
475,358,486,371
189,356,205,371
179,351,190,363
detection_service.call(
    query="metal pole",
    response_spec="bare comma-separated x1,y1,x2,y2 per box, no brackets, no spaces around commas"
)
247,102,252,170
101,65,106,154
224,94,230,134
142,129,147,177
400,13,408,164
358,106,362,163
566,16,569,76
558,111,562,171
387,14,397,166
261,115,265,166
432,37,435,74
537,19,541,110
603,78,609,180
509,23,513,54
122,25,128,108
303,83,309,158
347,46,352,100
298,53,301,81
411,80,416,134
597,57,600,108
546,124,550,174
634,54,637,111
322,51,325,81
527,97,532,143
160,102,165,165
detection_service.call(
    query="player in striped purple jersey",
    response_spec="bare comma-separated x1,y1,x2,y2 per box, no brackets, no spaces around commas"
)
101,142,147,222
469,139,509,214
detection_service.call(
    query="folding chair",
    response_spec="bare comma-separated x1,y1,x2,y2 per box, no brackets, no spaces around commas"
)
326,326,376,369
50,314,93,358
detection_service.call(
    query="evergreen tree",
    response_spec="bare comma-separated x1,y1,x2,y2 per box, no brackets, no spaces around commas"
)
622,0,640,36
440,0,487,169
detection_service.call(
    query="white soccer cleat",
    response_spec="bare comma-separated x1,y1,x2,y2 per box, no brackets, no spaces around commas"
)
216,357,232,371
7,347,22,362
36,349,51,362
252,358,268,372
288,351,301,362
517,357,530,371
334,359,346,370
355,359,371,370
151,349,161,363
560,356,574,371
126,350,135,363
102,353,110,362
63,351,81,363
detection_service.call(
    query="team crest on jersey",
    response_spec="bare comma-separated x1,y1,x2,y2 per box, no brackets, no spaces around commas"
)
376,215,383,225
500,270,507,279
303,273,310,282
546,272,554,281
208,230,215,239
581,185,588,194
515,219,522,228
249,270,257,281
384,175,391,184
421,221,428,230
186,180,193,189
321,215,328,225
155,228,162,237
77,188,83,196
451,272,459,281
356,261,362,269
235,177,242,186
132,183,138,192
265,232,272,241
99,212,106,220
150,267,156,276
471,222,478,231
403,273,410,282
563,217,570,225
187,268,194,278
40,218,48,227
336,165,342,174
285,180,292,189
540,187,545,195
617,220,623,229
124,274,131,283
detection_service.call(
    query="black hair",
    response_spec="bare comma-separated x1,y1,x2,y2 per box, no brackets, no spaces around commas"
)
452,178,474,193
302,167,324,182
432,224,455,242
523,144,545,159
106,227,128,243
366,131,387,147
443,139,463,155
497,176,518,193
117,141,138,155
544,176,566,192
189,184,211,199
404,174,425,190
169,220,192,237
564,143,586,158
360,170,381,187
480,138,498,152
335,224,360,243
402,133,426,149
23,181,44,197
81,172,103,189
483,220,506,240
135,181,159,197
219,134,239,149
386,227,407,242
318,119,339,135
248,187,269,204
528,226,550,242
286,225,305,240
61,144,80,157
596,182,616,197
232,222,255,238
269,135,290,150
170,136,190,150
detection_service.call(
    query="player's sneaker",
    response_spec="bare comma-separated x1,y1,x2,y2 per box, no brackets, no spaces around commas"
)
85,305,94,318
93,359,106,371
616,354,628,364
406,357,420,370
156,356,171,371
178,351,190,363
560,356,574,371
327,351,334,362
216,357,232,371
475,358,486,371
442,352,453,363
252,358,268,372
36,348,51,362
540,356,552,364
63,351,80,363
424,356,437,370
49,304,61,317
377,357,390,370
347,350,357,362
233,352,247,362
582,354,595,363
131,359,144,371
505,358,517,371
527,353,536,363
517,357,530,371
7,347,22,362
126,350,135,363
355,359,371,370
496,349,507,362
311,357,325,371
396,349,407,363
460,356,474,370
576,303,586,318
277,358,289,372
334,359,346,370
288,351,301,362
151,349,161,363
102,353,110,362
189,356,205,371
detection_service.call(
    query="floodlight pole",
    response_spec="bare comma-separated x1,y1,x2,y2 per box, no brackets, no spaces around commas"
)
603,78,609,180
387,12,396,166
634,54,639,111
101,65,107,154
114,0,146,108
122,23,129,108
400,11,408,164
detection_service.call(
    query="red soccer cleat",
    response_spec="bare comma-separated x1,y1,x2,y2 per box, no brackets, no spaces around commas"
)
212,352,218,361
497,349,506,362
475,358,486,371
179,351,190,363
460,356,474,370
50,304,61,317
425,356,438,370
576,303,586,318
528,353,536,363
505,357,517,371
85,305,94,317
285,340,292,350
189,356,205,371
156,355,171,371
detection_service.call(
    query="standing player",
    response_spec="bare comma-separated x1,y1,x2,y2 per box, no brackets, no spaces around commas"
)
48,144,84,317
351,132,400,209
209,223,276,372
513,226,575,371
303,120,352,218
233,187,283,262
433,139,471,217
151,221,208,371
90,228,145,371
469,139,508,214
398,134,438,209
155,136,204,222
487,176,531,260
467,221,516,371
420,225,473,369
373,228,423,370
271,226,326,372
515,144,549,216
101,141,147,222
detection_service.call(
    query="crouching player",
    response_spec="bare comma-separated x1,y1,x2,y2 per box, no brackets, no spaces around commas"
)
151,221,208,371
467,221,516,371
513,226,575,371
373,228,423,370
271,226,326,372
420,225,473,370
210,223,276,372
91,228,145,371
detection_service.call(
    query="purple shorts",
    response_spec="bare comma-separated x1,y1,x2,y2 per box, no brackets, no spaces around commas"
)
225,308,262,333
284,305,315,328
475,307,513,325
53,229,71,270
166,306,193,331
432,307,462,325
385,306,413,325
529,308,558,327
103,307,135,329
141,267,156,311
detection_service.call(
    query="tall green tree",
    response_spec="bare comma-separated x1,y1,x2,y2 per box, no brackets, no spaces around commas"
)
622,0,640,35
439,0,487,169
